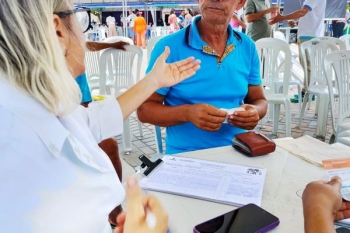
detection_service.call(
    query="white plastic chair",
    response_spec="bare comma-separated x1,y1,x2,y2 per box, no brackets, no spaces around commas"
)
256,38,292,137
146,35,165,154
99,45,143,153
324,50,350,143
273,32,303,113
298,40,339,138
339,34,350,50
84,50,100,92
313,36,347,51
147,36,164,63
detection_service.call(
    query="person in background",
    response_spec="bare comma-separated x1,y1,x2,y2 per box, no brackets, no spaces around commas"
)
268,0,327,102
0,0,201,232
244,0,278,41
106,13,117,37
147,22,153,39
137,0,267,155
127,9,136,43
168,8,179,34
332,10,349,38
185,8,193,27
134,12,147,49
178,10,186,29
230,10,246,31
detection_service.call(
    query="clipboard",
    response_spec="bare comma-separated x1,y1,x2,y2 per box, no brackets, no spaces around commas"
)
138,155,267,207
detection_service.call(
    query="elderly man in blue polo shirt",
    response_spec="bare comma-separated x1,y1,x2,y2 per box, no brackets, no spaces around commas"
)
137,0,267,155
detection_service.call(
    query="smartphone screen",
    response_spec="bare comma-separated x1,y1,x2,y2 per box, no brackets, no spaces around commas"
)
193,204,279,233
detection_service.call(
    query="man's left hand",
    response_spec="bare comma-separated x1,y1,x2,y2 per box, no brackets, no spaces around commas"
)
268,12,283,25
112,41,130,51
228,104,260,130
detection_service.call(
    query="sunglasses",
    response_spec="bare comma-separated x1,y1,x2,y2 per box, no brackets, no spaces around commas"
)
54,7,91,33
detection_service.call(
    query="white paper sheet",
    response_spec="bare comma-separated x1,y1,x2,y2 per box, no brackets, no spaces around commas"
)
140,156,266,206
276,136,350,166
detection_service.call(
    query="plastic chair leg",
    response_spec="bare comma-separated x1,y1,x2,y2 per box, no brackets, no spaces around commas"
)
284,99,292,137
315,95,329,139
122,117,132,154
299,93,310,127
154,126,163,154
137,120,143,138
297,85,302,115
273,104,280,135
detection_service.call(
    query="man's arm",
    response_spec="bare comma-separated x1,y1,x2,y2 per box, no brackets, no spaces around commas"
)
137,93,227,132
86,41,129,51
245,6,278,23
269,6,310,25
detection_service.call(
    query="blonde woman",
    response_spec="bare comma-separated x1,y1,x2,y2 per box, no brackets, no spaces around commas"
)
0,0,200,232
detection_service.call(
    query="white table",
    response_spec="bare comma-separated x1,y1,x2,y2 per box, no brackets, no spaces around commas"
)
146,143,326,233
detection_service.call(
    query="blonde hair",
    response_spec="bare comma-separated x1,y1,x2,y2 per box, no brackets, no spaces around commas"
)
0,0,81,116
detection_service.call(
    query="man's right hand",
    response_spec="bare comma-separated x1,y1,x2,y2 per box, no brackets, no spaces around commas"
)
187,104,227,131
267,6,279,14
288,20,297,28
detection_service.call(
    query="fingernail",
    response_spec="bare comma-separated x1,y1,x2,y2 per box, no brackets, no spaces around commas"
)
127,177,138,189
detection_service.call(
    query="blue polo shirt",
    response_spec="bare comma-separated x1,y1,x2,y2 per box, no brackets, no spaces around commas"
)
146,16,261,154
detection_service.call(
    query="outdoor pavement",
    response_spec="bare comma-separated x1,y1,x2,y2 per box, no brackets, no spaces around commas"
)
114,44,338,169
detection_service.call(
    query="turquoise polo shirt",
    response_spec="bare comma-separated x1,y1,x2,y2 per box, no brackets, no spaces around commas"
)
146,16,261,154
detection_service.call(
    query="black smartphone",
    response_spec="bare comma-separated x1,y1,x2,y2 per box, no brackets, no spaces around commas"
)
193,204,279,233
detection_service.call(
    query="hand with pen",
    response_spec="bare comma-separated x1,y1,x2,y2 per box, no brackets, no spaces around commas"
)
115,177,168,233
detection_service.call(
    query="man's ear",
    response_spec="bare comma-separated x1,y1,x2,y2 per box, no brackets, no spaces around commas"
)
236,0,247,10
53,14,67,49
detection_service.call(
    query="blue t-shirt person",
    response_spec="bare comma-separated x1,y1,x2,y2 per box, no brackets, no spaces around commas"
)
146,16,262,154
75,73,92,103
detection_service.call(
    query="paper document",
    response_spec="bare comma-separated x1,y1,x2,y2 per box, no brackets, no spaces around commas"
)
140,156,266,206
276,135,350,167
323,158,350,227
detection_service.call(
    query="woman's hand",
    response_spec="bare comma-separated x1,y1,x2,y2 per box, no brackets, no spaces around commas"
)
114,177,168,233
149,46,200,88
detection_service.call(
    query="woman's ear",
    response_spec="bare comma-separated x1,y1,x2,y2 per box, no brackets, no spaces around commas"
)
53,14,67,50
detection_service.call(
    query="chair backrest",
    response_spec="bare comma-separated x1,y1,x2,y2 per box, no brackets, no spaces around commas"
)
103,36,134,45
314,36,347,51
273,31,286,42
147,36,164,62
85,50,100,85
324,50,350,134
339,34,350,50
255,38,292,96
300,40,338,89
98,45,143,95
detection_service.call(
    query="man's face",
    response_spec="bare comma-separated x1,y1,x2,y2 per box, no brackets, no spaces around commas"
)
197,0,246,25
181,10,185,16
129,10,133,14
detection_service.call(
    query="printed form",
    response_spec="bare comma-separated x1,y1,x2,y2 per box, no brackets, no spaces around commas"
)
140,156,266,206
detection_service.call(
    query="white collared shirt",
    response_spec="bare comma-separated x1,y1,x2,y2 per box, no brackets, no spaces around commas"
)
0,77,125,233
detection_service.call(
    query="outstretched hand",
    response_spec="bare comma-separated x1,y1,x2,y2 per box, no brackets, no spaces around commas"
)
150,46,201,88
268,12,283,25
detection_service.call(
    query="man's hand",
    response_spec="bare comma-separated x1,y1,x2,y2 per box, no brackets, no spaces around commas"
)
288,20,297,28
267,6,279,14
268,12,283,25
111,41,129,51
228,104,260,130
187,104,227,131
